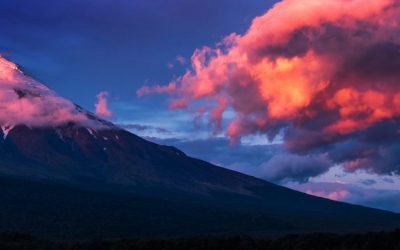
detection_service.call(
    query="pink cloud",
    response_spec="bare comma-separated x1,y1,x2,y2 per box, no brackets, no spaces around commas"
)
166,56,186,70
306,189,350,201
0,56,89,127
176,55,186,65
138,0,400,175
95,91,112,118
167,62,174,69
136,82,176,97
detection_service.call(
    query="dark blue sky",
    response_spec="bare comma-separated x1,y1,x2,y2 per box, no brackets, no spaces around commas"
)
1,0,400,212
0,0,275,110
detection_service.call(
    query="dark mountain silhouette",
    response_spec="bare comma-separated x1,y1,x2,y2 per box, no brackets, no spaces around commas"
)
0,56,399,239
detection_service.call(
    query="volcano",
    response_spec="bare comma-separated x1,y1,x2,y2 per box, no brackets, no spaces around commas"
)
0,56,398,239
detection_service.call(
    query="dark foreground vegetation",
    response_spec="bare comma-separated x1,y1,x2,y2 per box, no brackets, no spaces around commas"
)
0,230,399,250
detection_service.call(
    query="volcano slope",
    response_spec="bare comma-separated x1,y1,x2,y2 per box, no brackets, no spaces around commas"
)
0,56,398,239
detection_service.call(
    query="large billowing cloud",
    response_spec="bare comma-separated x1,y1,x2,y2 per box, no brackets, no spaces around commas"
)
138,0,400,176
0,56,92,127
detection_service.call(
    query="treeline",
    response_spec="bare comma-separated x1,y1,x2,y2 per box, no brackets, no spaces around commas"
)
0,230,400,250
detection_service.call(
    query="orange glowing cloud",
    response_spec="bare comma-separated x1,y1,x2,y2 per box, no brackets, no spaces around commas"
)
138,0,400,175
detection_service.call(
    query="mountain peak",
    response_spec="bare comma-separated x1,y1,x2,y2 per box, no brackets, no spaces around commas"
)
0,56,113,130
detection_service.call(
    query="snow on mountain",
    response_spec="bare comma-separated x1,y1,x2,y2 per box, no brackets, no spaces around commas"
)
0,56,113,129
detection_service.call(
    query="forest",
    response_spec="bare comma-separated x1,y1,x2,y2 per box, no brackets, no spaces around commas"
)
0,230,399,250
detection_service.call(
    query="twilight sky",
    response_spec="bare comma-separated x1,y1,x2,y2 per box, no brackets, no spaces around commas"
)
1,0,400,212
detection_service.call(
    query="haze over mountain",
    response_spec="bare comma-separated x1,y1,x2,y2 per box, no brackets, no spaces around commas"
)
0,56,398,239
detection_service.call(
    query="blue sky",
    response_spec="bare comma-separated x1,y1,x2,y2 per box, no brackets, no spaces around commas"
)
0,0,274,108
1,0,400,212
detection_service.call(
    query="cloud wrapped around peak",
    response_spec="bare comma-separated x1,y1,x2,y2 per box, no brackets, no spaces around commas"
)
0,56,89,127
138,0,400,176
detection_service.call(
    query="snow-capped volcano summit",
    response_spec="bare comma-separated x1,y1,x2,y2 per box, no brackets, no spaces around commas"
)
0,56,112,131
